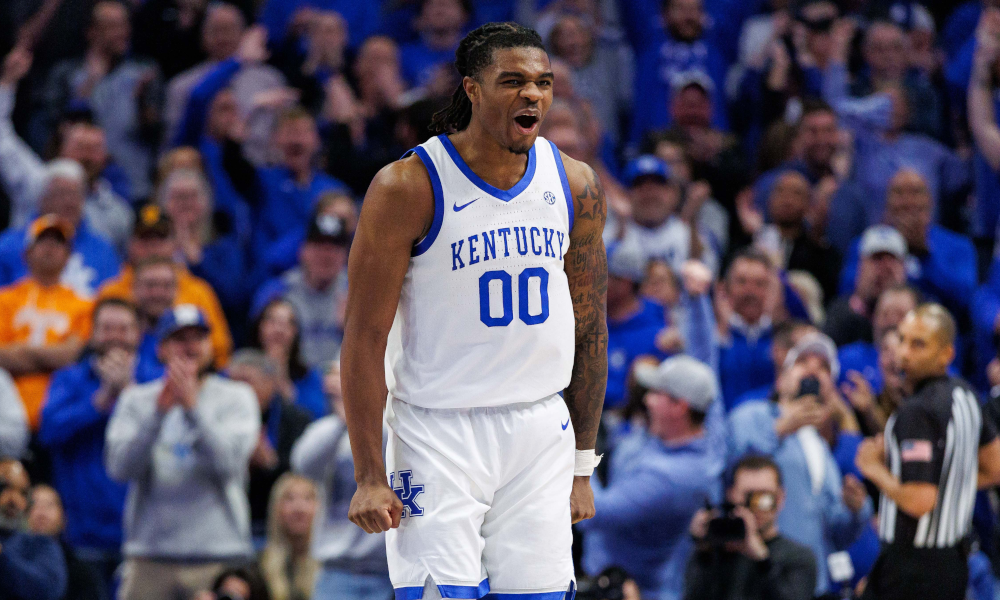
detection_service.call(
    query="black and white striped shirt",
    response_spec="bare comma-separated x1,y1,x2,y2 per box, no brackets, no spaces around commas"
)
878,376,996,548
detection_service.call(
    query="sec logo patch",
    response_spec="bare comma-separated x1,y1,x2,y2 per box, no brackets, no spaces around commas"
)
543,191,556,205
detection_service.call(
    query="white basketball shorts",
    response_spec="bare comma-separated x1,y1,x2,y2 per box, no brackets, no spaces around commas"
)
384,393,576,599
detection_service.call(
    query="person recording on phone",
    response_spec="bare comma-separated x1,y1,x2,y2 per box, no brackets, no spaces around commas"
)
728,332,870,595
684,455,816,600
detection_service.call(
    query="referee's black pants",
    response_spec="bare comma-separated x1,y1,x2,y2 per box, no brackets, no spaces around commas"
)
860,544,967,600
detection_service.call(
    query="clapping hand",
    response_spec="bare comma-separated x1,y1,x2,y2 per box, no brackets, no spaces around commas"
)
94,348,136,412
165,357,199,411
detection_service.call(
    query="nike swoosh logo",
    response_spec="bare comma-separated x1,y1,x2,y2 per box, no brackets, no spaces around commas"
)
561,419,570,430
453,198,480,211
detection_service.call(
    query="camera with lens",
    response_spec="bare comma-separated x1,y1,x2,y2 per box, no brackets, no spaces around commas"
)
704,491,778,545
705,501,745,544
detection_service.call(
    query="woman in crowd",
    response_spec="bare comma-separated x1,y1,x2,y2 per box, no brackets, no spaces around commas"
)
259,474,319,600
249,298,327,420
158,167,248,327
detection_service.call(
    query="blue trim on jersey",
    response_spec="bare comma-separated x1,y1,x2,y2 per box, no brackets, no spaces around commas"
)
548,140,574,234
411,146,445,257
438,134,536,202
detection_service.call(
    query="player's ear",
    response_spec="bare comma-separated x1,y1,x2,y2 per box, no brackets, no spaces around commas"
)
463,76,479,105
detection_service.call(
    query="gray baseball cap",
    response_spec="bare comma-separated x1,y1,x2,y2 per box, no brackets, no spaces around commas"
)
634,355,718,411
860,225,907,260
783,331,840,380
607,243,648,283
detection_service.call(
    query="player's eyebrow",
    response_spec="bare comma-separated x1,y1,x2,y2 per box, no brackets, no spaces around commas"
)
495,71,555,81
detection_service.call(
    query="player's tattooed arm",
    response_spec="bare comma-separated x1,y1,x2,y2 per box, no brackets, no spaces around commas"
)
563,160,609,452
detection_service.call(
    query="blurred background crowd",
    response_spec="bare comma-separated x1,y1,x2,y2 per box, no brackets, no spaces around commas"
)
2,0,1000,599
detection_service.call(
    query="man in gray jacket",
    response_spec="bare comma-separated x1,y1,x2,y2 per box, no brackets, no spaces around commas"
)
106,304,260,600
290,362,391,600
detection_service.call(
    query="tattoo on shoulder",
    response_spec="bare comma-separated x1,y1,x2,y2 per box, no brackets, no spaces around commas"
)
575,166,607,223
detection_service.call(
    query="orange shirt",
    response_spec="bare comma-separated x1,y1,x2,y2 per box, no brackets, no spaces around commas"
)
0,279,92,429
98,265,233,367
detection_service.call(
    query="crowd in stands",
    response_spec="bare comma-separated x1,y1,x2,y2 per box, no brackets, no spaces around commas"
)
3,0,1000,599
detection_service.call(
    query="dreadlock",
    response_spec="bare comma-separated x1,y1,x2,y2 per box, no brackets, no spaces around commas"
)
429,22,545,134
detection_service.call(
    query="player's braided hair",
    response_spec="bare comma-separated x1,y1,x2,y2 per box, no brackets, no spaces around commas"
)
428,22,545,134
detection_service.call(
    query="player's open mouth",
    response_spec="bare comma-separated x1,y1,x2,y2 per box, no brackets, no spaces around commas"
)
513,113,539,134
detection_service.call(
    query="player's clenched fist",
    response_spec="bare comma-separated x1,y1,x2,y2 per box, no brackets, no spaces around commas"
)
349,481,404,533
570,476,595,523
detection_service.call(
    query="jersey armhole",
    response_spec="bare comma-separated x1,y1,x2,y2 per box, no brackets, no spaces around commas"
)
548,140,575,234
404,147,445,257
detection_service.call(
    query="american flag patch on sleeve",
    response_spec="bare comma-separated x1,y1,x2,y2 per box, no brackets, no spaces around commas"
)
901,440,933,462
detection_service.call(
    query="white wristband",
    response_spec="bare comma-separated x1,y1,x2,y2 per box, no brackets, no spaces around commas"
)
574,449,603,477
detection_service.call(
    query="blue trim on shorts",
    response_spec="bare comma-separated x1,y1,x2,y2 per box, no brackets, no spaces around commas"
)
393,579,491,600
439,134,536,202
483,581,575,600
482,593,567,599
440,579,491,598
395,586,425,600
410,146,445,257
548,140,574,234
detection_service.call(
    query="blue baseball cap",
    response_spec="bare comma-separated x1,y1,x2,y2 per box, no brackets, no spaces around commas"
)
156,304,210,341
623,155,672,187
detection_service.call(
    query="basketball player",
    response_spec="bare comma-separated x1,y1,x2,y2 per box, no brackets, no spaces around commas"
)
341,22,608,599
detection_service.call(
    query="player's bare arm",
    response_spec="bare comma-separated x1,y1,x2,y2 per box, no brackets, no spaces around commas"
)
562,154,609,523
342,155,434,534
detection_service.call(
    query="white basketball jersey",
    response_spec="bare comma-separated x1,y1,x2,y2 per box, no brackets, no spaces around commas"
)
386,134,576,409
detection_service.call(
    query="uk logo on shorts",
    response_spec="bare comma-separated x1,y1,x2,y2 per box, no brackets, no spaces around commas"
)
390,470,425,517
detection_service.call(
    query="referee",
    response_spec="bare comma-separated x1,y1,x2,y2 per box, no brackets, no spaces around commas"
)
856,304,1000,600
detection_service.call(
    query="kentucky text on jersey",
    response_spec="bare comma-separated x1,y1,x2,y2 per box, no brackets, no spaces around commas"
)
386,134,576,409
450,226,567,271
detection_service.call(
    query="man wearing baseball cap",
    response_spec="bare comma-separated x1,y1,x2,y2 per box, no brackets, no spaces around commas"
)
0,159,121,298
106,303,260,600
826,225,909,347
0,215,93,431
251,211,352,368
615,154,716,276
578,355,723,598
838,170,976,319
98,205,232,367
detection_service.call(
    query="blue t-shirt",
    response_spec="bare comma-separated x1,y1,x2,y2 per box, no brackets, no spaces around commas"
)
258,0,380,49
399,41,458,88
0,220,120,297
628,34,729,147
252,168,349,265
606,299,667,409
